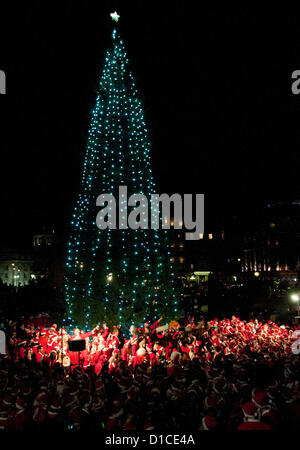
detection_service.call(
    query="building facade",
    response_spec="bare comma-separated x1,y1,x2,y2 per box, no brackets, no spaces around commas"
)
241,201,300,283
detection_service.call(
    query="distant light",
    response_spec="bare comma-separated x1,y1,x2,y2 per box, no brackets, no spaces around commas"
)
107,273,113,282
291,293,300,302
254,271,260,277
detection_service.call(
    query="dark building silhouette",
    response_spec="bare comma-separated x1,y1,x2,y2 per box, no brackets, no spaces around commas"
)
241,201,300,283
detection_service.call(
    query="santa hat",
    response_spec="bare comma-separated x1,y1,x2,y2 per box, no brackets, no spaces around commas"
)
252,388,268,408
3,393,13,406
204,395,217,410
261,408,271,418
144,321,150,326
105,417,118,430
241,402,258,418
151,387,160,397
202,415,218,430
113,349,120,354
16,397,26,409
127,386,138,400
22,385,33,397
70,407,82,425
0,407,8,419
109,404,124,420
144,421,155,430
92,397,104,413
213,377,227,393
124,421,137,431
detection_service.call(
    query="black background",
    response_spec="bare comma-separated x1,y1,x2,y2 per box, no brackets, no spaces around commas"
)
1,1,300,248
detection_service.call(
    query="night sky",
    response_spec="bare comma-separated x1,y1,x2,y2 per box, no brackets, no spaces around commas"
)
1,1,300,248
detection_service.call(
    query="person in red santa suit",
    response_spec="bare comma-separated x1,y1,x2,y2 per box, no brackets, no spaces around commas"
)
121,339,131,364
100,323,110,341
153,341,164,360
33,385,49,425
167,351,184,378
237,402,272,430
131,347,146,368
143,317,163,339
109,349,121,373
31,331,40,353
46,333,60,355
106,326,120,350
89,343,101,367
35,345,44,364
80,338,91,369
18,343,27,360
15,397,31,430
38,328,48,350
45,324,58,344
146,343,158,366
68,325,100,367
94,351,109,376
129,325,139,357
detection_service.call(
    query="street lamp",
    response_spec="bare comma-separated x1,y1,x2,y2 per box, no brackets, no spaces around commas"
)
290,293,300,318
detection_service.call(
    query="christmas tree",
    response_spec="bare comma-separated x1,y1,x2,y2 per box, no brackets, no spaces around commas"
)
64,13,178,328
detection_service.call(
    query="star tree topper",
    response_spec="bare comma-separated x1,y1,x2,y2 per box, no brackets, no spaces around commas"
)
110,11,120,22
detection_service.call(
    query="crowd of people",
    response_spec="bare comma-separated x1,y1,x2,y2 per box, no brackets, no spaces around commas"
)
0,313,299,431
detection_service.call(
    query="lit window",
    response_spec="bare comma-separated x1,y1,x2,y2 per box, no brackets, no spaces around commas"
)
208,234,213,240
